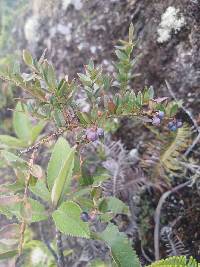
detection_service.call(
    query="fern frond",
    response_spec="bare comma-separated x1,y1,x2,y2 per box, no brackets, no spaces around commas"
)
161,226,188,257
141,124,192,183
146,256,199,267
160,124,191,173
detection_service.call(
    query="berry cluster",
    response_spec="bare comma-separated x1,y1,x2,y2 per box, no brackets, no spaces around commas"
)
152,110,165,126
80,211,97,222
168,120,183,131
151,110,183,132
86,127,104,142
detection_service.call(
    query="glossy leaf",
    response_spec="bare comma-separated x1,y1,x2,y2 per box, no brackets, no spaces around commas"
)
47,137,75,206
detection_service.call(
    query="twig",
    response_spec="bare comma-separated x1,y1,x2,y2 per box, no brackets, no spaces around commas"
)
154,180,191,260
141,245,153,263
165,80,200,157
19,128,64,154
18,149,37,255
38,222,58,263
56,228,65,267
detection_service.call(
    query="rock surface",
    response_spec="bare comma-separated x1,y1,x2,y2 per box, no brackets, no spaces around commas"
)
23,0,200,113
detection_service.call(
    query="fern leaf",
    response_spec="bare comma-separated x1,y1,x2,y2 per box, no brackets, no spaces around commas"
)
160,124,191,173
146,256,199,267
141,124,192,183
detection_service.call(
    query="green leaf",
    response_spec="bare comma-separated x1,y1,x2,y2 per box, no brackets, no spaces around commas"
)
99,213,115,223
27,198,48,223
31,121,46,142
76,112,91,125
0,205,13,219
0,135,26,148
97,223,141,267
23,50,33,66
89,260,109,267
136,91,143,107
148,86,154,99
1,151,27,168
13,102,31,142
53,110,65,127
147,256,199,267
98,197,130,215
52,201,90,238
47,137,75,206
170,104,179,117
92,174,110,186
47,63,57,91
29,180,51,202
0,250,18,260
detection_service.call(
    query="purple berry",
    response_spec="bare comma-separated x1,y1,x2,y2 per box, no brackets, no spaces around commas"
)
176,121,183,128
168,121,174,129
80,212,90,222
97,128,104,138
152,116,161,126
86,129,98,142
170,125,177,131
157,110,165,119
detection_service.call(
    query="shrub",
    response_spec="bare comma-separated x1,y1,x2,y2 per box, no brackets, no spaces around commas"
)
0,24,197,267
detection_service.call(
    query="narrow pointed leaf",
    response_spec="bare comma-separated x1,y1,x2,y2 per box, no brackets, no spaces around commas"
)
47,137,75,206
0,135,26,148
13,102,31,142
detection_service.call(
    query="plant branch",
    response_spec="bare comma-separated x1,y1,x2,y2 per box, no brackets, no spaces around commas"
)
154,180,191,260
38,222,58,263
55,228,65,267
18,149,37,255
19,128,64,154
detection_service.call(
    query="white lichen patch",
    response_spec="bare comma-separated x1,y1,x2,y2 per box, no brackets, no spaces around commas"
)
24,15,39,43
157,6,186,43
62,0,83,11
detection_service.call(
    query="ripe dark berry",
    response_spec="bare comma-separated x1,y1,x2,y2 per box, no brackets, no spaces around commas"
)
80,212,90,222
86,129,98,142
152,116,161,126
97,128,104,138
168,121,174,129
170,125,177,131
157,110,165,119
177,121,183,128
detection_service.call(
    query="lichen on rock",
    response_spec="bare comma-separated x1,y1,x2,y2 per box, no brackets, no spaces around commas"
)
157,6,186,43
